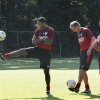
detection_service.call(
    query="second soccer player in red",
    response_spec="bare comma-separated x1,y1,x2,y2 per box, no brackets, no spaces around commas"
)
69,21,95,93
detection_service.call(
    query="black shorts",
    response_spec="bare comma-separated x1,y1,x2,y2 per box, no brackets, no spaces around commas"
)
25,47,51,70
79,49,94,71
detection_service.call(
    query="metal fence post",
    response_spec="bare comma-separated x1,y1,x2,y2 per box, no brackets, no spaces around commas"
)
17,31,19,45
60,43,62,57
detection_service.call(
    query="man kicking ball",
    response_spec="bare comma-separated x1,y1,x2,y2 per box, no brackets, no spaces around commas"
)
0,17,54,95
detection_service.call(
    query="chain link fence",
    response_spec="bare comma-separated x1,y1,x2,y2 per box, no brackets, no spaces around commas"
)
0,31,100,57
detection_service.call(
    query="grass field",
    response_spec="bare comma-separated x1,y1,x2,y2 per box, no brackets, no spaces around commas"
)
0,57,100,100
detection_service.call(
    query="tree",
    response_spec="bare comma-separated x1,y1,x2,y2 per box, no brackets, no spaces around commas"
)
1,0,100,31
0,0,6,30
5,0,39,31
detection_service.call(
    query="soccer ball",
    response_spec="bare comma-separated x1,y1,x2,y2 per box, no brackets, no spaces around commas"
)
67,79,76,88
0,30,6,41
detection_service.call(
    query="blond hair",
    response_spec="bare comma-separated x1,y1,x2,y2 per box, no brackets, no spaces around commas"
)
70,21,81,28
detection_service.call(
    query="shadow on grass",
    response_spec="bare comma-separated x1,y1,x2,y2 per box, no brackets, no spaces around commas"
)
80,93,100,99
0,57,99,70
8,95,64,100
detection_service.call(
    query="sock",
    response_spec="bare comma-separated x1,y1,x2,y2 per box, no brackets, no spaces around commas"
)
44,70,50,91
44,69,50,92
75,83,81,89
4,53,11,58
85,84,90,90
45,74,50,87
46,85,50,91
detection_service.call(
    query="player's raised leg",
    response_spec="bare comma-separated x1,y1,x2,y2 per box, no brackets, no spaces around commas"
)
71,69,90,93
68,68,91,93
0,48,28,60
68,69,83,93
75,69,84,91
0,47,37,60
5,48,28,58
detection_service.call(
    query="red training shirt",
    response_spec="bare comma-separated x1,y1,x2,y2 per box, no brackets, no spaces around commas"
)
78,27,94,52
33,26,54,50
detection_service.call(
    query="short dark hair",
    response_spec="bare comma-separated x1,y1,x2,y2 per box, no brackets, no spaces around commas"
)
32,17,46,25
70,21,80,28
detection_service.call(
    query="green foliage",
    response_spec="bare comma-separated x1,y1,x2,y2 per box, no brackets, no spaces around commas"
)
1,0,100,30
5,0,38,31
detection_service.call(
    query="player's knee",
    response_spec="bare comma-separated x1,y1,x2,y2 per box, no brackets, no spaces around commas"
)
19,48,25,52
19,48,27,55
44,69,49,75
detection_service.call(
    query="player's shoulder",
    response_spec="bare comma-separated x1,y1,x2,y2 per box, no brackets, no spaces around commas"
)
82,27,90,31
82,27,92,33
34,28,40,33
47,26,54,31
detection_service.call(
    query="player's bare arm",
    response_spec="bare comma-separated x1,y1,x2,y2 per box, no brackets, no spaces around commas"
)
40,38,53,45
32,35,44,45
92,39,99,51
89,36,96,49
87,36,96,56
93,35,100,51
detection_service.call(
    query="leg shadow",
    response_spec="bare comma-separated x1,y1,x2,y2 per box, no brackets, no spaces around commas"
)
10,94,64,100
80,93,100,99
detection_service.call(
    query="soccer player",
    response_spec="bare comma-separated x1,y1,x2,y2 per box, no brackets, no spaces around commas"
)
92,34,100,73
92,34,100,52
69,21,95,93
0,17,54,95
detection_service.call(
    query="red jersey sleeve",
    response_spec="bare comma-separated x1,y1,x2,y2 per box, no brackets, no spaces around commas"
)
84,28,94,39
33,29,39,38
48,27,54,39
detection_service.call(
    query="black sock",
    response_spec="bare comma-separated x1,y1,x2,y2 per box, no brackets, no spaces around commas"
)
44,69,50,86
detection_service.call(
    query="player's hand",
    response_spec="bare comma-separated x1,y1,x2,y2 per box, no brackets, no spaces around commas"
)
87,49,92,56
43,36,48,41
92,40,98,51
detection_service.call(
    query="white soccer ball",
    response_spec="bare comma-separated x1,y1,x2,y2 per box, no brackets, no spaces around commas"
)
0,30,6,41
67,79,76,88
